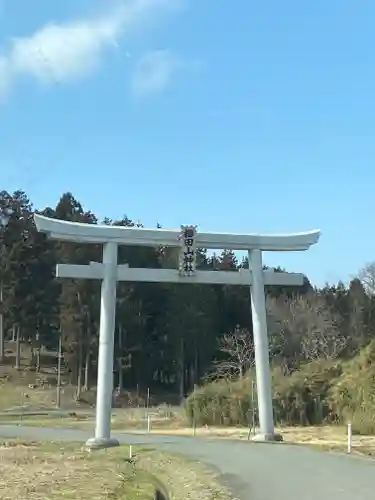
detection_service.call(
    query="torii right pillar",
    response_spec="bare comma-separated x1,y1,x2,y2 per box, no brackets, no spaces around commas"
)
249,248,282,442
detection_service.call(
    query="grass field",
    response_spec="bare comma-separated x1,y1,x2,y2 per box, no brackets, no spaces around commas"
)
0,439,231,500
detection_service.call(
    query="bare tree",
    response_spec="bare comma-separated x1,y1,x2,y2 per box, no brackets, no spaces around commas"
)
209,326,254,380
267,294,346,366
358,262,375,295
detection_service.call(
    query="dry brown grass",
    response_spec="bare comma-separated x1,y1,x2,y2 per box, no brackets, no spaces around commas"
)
146,424,375,456
151,424,374,444
0,440,231,500
0,440,146,499
111,424,375,457
0,379,98,412
0,400,188,431
5,415,375,458
0,381,55,410
0,343,96,412
3,403,375,457
278,425,375,456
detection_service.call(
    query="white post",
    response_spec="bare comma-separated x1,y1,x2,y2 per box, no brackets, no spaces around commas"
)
56,331,62,408
86,242,119,449
147,414,151,433
249,249,281,442
347,422,352,453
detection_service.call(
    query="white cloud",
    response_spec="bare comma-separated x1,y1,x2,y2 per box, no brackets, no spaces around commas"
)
0,57,12,99
0,0,184,94
131,49,199,98
131,49,180,97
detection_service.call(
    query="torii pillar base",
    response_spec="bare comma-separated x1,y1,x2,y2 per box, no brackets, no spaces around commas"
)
252,433,283,443
85,437,120,450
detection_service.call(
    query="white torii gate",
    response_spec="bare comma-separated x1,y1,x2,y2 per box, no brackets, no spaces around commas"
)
34,215,320,448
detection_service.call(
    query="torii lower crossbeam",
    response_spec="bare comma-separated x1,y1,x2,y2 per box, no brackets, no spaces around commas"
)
56,263,304,287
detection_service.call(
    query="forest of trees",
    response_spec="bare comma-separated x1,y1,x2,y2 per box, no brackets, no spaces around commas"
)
1,189,375,405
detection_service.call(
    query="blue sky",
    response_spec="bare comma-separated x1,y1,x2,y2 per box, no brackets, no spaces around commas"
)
1,0,374,286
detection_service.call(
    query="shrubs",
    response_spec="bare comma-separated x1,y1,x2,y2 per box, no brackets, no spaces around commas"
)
328,341,375,434
185,377,254,427
272,359,343,426
185,342,375,434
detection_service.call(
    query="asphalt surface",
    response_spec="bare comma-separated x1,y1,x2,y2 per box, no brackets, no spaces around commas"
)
0,425,374,500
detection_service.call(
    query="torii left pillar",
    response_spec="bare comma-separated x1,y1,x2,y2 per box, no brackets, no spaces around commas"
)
86,242,119,449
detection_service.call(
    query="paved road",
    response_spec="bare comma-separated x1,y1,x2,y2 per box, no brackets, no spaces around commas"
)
0,425,374,500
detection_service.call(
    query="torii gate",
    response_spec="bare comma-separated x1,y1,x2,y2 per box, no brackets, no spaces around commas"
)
34,215,320,448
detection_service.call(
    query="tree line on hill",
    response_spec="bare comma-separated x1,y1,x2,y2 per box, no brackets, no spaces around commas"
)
0,189,374,403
